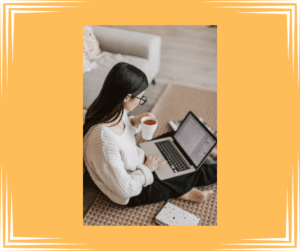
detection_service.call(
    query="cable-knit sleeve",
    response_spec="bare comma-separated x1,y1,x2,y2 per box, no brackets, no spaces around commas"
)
128,115,142,134
136,164,154,185
88,130,153,201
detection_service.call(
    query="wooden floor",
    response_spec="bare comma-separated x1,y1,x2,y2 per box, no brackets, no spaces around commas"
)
105,26,217,91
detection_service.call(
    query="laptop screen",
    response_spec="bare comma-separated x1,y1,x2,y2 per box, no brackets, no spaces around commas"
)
174,113,216,167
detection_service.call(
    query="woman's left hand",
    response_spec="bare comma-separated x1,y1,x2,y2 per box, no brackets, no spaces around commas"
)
131,113,155,127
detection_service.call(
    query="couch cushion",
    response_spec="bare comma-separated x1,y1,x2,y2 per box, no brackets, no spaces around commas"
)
83,52,150,110
83,53,98,73
83,25,102,60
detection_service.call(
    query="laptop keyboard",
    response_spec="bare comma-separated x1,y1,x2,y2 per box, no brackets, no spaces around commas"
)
155,140,191,173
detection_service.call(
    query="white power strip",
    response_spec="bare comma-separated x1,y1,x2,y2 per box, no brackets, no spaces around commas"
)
168,121,178,131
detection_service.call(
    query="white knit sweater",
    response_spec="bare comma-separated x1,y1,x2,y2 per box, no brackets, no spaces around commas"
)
83,110,154,205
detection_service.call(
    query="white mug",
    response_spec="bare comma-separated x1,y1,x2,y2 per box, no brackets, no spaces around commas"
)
141,116,158,140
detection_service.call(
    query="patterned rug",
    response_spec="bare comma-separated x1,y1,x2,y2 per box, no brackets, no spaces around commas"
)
83,83,217,226
83,154,217,226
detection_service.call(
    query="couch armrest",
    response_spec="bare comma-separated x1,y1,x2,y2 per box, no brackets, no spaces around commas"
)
91,26,161,81
83,108,87,175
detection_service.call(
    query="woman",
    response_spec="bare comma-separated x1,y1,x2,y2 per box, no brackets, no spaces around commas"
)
83,62,216,207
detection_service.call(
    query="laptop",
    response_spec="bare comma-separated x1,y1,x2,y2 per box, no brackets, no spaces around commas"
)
139,111,217,180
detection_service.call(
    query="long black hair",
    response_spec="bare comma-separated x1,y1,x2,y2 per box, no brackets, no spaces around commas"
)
83,62,148,137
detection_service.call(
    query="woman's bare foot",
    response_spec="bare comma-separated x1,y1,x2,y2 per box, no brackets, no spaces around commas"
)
178,188,213,203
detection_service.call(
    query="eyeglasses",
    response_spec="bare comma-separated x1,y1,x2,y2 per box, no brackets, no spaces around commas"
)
133,95,147,105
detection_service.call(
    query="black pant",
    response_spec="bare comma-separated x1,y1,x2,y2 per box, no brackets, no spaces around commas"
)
126,131,217,207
